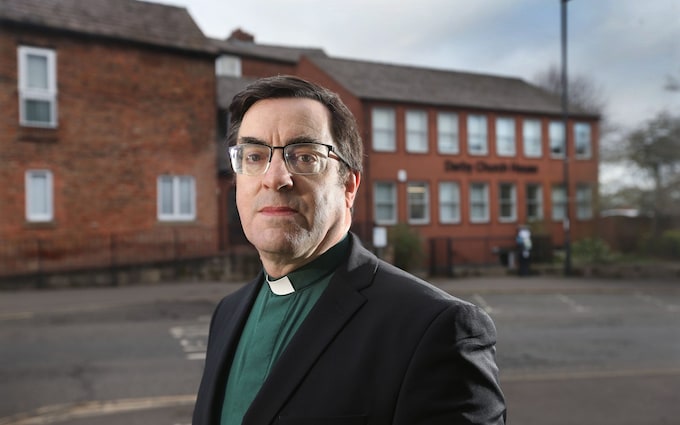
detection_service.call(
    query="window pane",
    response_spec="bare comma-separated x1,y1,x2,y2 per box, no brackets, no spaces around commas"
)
499,183,516,221
550,121,565,157
24,99,52,123
496,118,515,156
27,54,49,89
406,110,428,153
439,182,460,223
375,182,396,223
470,183,489,222
523,119,542,157
526,184,543,220
468,115,487,155
552,186,566,221
160,178,174,215
407,182,429,223
575,123,592,158
437,112,459,154
178,177,193,215
372,108,395,151
29,174,48,214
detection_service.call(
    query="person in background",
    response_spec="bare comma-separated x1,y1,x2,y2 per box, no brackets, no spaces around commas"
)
192,75,506,425
516,225,533,276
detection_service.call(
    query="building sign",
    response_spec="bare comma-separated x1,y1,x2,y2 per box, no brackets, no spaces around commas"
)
444,160,538,174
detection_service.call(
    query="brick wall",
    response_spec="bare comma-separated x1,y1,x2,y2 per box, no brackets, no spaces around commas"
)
0,27,218,252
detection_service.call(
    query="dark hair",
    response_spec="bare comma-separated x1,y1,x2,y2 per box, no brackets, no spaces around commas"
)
227,75,363,175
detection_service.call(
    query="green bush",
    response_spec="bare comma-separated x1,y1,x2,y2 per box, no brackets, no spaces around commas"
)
572,237,616,265
388,223,425,272
638,229,680,259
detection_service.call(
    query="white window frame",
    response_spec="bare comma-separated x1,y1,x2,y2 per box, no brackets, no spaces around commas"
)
215,54,242,77
526,183,544,221
467,114,488,155
25,170,54,222
551,185,567,221
438,181,461,224
157,175,196,221
576,184,593,220
407,182,430,225
437,112,459,154
575,122,592,159
469,182,490,223
523,119,542,158
374,182,397,225
498,183,517,222
372,107,396,152
18,46,57,128
549,121,565,158
495,117,516,157
406,110,428,153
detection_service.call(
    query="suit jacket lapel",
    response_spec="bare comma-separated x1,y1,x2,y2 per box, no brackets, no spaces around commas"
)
242,237,378,425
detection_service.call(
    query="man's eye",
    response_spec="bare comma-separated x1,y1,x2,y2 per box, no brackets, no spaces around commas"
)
245,152,265,163
295,152,318,163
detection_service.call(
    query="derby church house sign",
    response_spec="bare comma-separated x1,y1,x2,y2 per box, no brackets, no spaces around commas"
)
444,160,538,174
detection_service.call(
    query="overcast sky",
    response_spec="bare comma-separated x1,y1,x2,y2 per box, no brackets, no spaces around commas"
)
160,0,679,132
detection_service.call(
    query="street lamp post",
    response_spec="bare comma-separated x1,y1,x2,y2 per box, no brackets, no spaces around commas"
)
561,0,572,276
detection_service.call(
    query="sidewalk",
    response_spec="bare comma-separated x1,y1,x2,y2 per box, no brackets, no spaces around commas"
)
1,274,678,320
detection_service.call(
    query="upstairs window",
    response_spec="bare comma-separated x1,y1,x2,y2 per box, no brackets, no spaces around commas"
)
406,110,428,153
26,170,54,222
158,175,196,221
215,55,242,77
437,112,459,154
496,117,516,157
467,115,488,155
372,108,396,152
549,121,565,158
575,123,592,159
18,46,57,128
523,119,542,158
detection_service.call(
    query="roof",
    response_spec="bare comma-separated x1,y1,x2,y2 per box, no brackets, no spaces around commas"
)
0,0,214,54
217,76,258,109
307,56,596,117
211,38,327,64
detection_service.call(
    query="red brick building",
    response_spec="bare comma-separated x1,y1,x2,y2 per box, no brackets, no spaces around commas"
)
0,0,219,275
212,36,600,267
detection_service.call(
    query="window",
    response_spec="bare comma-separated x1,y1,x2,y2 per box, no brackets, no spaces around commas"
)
372,108,396,152
467,114,488,155
576,184,593,220
407,182,430,224
496,118,516,157
469,183,489,223
215,55,242,77
439,182,461,224
18,46,57,127
158,175,196,221
549,121,565,157
575,123,592,159
523,119,542,158
498,183,517,222
26,170,53,222
406,110,428,153
526,183,543,221
437,112,459,154
374,182,397,224
551,185,567,221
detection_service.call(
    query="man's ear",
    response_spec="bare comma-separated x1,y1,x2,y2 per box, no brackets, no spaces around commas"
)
344,171,361,210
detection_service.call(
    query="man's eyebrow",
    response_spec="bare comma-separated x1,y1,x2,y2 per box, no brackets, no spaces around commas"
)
288,136,321,145
238,136,268,146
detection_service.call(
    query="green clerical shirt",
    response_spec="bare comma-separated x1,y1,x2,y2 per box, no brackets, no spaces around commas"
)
220,235,350,425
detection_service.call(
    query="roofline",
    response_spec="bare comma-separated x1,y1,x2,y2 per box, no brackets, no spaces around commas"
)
1,18,218,57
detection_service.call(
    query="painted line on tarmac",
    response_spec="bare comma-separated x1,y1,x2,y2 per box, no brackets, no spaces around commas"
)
502,367,680,383
555,293,589,313
0,395,196,425
472,294,498,314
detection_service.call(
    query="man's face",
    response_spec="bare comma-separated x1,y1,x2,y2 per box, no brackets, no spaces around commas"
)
235,97,359,272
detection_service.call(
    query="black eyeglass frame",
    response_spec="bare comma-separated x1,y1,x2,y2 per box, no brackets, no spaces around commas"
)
229,141,351,176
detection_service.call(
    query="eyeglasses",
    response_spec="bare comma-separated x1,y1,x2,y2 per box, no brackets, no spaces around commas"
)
229,142,350,176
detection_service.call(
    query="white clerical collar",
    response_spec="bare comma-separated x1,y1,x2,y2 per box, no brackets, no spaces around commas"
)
265,274,295,296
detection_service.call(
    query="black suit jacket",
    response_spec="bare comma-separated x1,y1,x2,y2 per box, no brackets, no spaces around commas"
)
193,234,506,424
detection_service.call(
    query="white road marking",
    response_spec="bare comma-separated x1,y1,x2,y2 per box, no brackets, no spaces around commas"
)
472,294,497,314
635,292,680,313
0,395,195,425
169,322,209,360
556,293,588,313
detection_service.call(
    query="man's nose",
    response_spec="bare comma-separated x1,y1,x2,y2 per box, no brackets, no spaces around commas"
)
262,149,293,190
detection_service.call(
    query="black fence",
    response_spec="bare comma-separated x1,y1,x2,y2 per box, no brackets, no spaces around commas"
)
0,227,219,279
429,235,553,276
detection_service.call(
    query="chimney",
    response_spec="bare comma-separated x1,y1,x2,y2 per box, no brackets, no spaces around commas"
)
228,28,255,43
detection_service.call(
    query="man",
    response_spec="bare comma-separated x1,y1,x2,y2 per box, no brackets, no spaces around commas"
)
193,75,506,425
